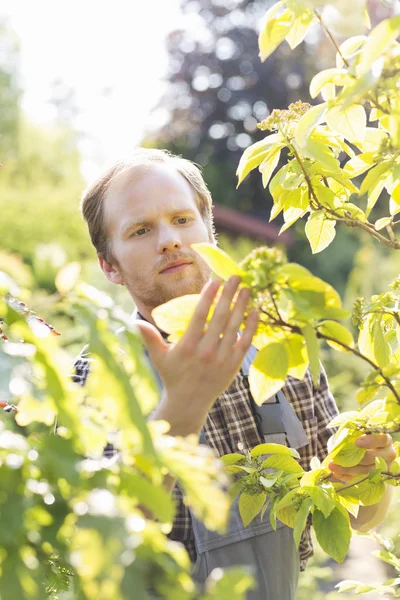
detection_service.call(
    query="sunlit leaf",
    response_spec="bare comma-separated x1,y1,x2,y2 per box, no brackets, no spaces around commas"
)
191,243,245,280
259,6,295,62
309,68,350,99
55,262,81,295
305,211,336,254
318,320,354,353
285,10,315,50
294,497,313,548
358,16,400,74
260,147,282,188
312,506,351,563
239,492,266,527
249,343,289,405
301,325,319,387
295,103,328,147
152,294,200,338
326,104,367,144
333,442,366,467
236,134,283,185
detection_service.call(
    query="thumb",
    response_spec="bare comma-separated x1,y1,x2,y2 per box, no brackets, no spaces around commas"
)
134,320,168,364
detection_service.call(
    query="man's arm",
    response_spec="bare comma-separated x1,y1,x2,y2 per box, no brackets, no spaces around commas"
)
139,276,258,493
139,276,258,437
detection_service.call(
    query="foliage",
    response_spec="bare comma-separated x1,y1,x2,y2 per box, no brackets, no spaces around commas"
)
152,1,400,570
146,0,315,216
0,272,256,599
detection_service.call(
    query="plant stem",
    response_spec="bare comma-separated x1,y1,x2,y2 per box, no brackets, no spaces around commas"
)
289,143,400,248
335,474,370,493
259,309,400,403
314,10,350,68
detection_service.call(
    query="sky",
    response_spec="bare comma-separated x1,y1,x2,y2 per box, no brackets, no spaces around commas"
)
0,0,185,179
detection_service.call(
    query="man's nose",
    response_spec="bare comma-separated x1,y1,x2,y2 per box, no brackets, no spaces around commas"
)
157,226,182,254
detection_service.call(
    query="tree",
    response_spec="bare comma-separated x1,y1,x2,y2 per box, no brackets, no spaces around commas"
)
147,0,315,217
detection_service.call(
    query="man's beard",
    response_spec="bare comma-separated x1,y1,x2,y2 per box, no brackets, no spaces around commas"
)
122,252,212,312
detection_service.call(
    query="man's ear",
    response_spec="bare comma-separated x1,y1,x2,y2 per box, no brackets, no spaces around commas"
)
98,253,124,285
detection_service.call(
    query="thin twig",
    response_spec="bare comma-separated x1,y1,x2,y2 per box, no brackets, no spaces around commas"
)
314,10,350,68
259,308,400,403
335,475,370,493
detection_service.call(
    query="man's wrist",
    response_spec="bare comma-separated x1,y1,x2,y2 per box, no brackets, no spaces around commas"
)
150,392,209,437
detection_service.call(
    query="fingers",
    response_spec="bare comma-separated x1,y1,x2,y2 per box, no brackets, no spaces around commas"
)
135,321,168,364
355,433,392,449
200,276,242,346
358,445,397,466
234,310,259,356
217,287,253,354
183,279,221,343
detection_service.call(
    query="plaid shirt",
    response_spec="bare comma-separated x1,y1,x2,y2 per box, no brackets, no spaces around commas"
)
74,348,339,571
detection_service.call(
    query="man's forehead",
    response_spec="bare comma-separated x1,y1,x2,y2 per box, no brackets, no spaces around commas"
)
108,162,191,198
103,163,198,231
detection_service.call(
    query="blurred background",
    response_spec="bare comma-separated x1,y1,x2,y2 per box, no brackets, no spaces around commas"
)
1,1,400,597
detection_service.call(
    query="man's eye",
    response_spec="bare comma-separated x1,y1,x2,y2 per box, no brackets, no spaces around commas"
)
134,228,149,236
176,217,189,224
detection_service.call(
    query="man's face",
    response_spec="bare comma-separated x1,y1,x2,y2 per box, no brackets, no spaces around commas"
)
100,164,213,316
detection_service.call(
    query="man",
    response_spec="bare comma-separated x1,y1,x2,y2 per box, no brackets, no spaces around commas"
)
80,148,394,599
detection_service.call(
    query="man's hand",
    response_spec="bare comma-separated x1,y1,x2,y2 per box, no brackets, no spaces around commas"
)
328,433,396,483
135,276,258,436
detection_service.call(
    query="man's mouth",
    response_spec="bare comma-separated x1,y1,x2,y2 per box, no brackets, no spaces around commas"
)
159,261,192,274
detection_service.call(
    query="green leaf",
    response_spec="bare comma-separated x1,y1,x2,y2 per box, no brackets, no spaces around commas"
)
358,16,400,74
119,470,175,522
372,549,400,569
191,243,244,280
343,152,376,178
318,320,354,352
220,453,246,466
276,504,297,528
301,325,319,387
249,343,289,405
305,211,336,254
285,10,315,50
294,497,313,549
295,103,327,148
261,454,304,474
55,261,81,295
336,35,367,68
335,581,360,593
239,492,267,527
356,481,386,506
309,68,350,99
372,319,391,368
333,442,366,468
228,480,245,502
284,333,309,380
151,294,201,342
326,104,367,144
302,486,335,519
260,147,282,188
312,506,351,563
250,443,300,458
295,138,340,172
260,473,281,488
258,5,295,62
236,134,283,185
359,162,392,216
375,217,392,231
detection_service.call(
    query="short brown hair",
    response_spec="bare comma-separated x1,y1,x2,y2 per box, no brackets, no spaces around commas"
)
80,148,215,260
